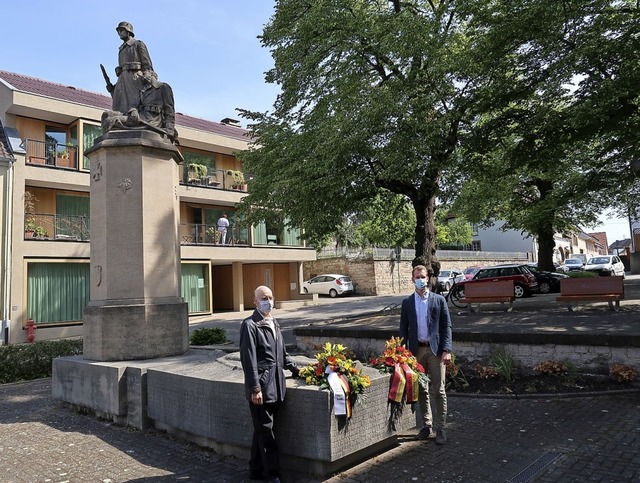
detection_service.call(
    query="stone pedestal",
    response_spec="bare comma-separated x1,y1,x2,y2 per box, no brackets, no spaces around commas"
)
83,130,188,361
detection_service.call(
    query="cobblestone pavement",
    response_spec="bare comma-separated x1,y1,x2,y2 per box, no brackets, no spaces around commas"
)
1,379,638,482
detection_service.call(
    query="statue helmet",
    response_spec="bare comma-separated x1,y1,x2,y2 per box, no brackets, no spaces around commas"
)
116,21,134,37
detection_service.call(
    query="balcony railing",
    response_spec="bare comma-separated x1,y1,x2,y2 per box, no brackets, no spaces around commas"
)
181,166,253,192
180,223,250,246
24,139,79,170
24,214,89,241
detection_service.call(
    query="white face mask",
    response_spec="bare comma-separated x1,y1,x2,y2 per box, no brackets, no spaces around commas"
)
414,278,428,290
258,299,274,314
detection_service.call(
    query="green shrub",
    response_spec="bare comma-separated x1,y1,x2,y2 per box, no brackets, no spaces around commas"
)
0,339,83,384
189,327,227,345
568,271,597,278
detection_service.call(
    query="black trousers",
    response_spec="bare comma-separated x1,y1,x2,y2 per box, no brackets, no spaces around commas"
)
249,401,281,479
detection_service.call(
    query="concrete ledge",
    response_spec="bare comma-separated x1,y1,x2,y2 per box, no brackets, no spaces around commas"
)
53,350,415,477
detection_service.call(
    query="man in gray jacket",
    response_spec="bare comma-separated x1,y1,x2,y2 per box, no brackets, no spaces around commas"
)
240,285,298,483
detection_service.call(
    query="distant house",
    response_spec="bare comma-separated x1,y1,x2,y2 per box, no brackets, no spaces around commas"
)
469,220,535,253
451,220,603,264
610,238,632,257
632,220,640,253
587,232,609,255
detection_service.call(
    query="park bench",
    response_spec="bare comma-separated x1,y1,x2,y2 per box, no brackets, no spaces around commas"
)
461,280,515,312
556,276,625,311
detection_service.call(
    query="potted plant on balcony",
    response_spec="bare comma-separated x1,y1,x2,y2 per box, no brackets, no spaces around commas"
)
57,142,75,168
23,191,47,238
188,163,209,183
226,170,245,190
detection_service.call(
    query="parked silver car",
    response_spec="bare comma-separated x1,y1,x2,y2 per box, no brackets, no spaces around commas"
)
558,258,585,272
302,274,354,297
584,255,625,277
437,269,464,292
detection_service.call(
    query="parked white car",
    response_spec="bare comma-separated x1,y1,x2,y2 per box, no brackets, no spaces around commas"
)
584,255,625,277
302,274,354,297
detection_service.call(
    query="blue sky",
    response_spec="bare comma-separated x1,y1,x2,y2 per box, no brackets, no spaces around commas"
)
2,0,279,123
1,0,630,243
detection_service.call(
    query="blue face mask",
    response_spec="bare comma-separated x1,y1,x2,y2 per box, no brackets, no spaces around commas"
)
414,278,428,290
258,299,274,314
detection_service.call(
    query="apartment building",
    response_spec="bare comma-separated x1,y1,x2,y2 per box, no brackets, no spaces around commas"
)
0,70,316,344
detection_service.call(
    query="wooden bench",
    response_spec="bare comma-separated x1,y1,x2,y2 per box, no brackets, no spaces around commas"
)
460,280,515,312
556,276,625,311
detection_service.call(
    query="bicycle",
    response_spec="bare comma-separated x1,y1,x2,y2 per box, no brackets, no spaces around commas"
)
445,280,467,309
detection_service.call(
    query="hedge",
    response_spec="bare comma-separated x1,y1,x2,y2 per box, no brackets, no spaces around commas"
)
0,339,83,384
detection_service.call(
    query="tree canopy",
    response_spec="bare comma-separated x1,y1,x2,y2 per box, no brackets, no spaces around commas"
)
238,0,640,269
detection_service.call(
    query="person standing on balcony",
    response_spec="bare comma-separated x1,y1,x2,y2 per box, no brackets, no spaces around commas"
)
239,285,299,483
399,264,452,445
110,21,155,115
217,214,229,245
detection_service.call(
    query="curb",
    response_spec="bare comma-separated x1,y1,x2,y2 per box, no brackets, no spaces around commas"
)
449,387,640,399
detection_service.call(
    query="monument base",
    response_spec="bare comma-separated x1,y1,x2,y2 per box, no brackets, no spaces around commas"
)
83,301,189,361
52,350,416,478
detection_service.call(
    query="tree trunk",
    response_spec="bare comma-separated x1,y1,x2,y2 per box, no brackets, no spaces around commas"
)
536,225,556,272
412,193,437,272
534,181,557,272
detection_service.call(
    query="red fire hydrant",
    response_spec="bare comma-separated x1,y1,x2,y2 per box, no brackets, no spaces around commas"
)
25,319,36,343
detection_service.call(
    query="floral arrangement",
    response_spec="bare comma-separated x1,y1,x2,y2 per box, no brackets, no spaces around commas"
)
298,342,371,418
370,336,425,374
370,337,427,430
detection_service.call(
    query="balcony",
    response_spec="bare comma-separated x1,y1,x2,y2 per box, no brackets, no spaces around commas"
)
180,223,250,246
181,165,252,192
24,214,89,241
24,139,80,170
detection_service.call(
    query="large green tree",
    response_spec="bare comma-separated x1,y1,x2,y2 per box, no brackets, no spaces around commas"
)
238,0,640,271
450,0,640,271
238,0,553,269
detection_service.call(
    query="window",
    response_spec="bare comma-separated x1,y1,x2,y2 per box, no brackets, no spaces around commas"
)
45,125,66,163
27,262,89,324
253,215,302,246
82,123,103,170
56,194,90,239
181,263,210,313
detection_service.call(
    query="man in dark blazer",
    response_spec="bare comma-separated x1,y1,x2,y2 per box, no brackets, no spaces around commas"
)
240,285,298,483
399,265,453,444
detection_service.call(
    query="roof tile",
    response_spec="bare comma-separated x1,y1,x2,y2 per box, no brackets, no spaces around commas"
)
0,70,251,143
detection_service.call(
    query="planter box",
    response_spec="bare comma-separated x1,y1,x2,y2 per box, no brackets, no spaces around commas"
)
56,156,75,168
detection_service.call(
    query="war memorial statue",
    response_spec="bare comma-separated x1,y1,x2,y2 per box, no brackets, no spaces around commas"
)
101,21,177,144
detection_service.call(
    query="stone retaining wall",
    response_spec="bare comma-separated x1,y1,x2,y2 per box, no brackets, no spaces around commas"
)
304,257,530,296
295,328,640,374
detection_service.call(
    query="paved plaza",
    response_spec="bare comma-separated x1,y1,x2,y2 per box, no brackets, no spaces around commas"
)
1,276,639,482
0,379,638,482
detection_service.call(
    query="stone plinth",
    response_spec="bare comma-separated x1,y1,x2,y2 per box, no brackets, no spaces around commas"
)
53,350,415,477
83,130,188,361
